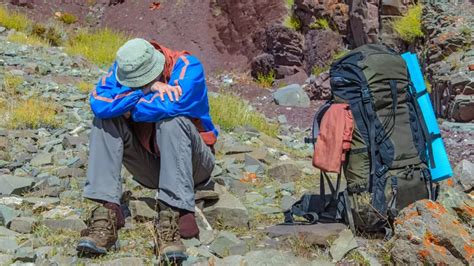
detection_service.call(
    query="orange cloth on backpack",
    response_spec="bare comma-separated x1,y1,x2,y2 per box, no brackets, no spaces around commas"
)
313,103,354,173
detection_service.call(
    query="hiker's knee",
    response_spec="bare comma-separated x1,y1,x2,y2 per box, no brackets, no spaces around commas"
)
156,116,193,135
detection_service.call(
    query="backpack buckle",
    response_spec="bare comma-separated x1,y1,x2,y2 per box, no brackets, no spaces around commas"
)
376,165,389,177
361,87,371,103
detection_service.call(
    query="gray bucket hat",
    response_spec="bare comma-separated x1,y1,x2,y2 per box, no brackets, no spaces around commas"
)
115,38,166,88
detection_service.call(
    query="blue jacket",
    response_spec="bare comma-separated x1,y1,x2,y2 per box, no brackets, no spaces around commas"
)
90,55,218,138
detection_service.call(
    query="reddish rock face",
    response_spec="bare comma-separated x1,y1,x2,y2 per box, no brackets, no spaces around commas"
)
4,0,287,72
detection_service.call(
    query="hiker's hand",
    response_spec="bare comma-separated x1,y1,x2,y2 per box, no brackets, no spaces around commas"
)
151,82,182,102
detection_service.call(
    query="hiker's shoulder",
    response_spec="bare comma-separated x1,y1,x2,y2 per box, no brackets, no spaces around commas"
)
177,54,202,67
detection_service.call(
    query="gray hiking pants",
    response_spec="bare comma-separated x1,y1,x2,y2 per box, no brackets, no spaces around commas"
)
83,116,215,212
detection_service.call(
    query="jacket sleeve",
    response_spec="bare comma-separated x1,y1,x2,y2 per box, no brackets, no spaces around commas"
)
90,63,145,119
131,55,210,122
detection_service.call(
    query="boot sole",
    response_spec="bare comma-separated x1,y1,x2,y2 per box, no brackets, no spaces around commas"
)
76,240,108,256
159,252,188,264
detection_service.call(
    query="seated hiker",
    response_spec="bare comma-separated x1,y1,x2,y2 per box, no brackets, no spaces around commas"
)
76,38,218,261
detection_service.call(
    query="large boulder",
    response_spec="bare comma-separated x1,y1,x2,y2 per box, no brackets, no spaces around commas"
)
0,176,34,196
453,160,474,192
391,200,474,265
449,95,474,122
267,162,303,182
273,84,310,108
203,184,249,229
304,29,343,74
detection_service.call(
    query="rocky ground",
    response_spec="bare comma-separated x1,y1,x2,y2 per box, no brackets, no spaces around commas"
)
0,1,473,266
0,27,472,266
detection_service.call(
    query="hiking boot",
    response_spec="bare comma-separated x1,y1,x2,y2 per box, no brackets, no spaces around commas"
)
155,203,187,263
76,205,120,255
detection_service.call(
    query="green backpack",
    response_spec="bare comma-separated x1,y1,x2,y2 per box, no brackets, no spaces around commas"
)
285,45,436,233
330,44,437,232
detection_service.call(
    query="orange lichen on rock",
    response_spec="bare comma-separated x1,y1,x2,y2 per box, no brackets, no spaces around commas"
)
424,200,447,218
418,249,430,260
464,244,474,261
423,232,447,256
446,178,454,187
395,210,419,225
460,205,474,217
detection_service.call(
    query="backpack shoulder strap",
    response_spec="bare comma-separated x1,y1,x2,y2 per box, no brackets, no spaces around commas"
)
304,100,333,145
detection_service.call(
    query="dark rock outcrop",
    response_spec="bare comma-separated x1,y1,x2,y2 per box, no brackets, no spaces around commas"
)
348,0,379,47
293,0,350,36
303,72,332,100
423,4,474,122
304,29,343,74
252,25,304,78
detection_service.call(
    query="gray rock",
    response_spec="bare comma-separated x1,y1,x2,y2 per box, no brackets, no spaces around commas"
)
277,115,288,124
90,257,144,266
56,167,85,178
30,153,53,167
329,229,358,262
0,226,19,237
203,184,249,229
0,205,19,226
0,236,18,253
273,84,310,108
209,231,242,257
280,182,295,193
186,246,214,259
42,219,87,232
244,154,265,175
265,223,347,246
437,183,474,226
215,255,244,266
24,197,60,206
453,160,474,191
243,249,316,266
199,229,215,245
267,163,303,182
129,200,157,221
62,135,88,149
280,195,297,210
49,255,76,265
0,254,13,265
9,217,37,234
13,246,36,263
182,238,200,248
0,175,35,195
34,246,53,259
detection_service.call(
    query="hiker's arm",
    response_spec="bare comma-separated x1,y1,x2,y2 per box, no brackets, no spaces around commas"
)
132,55,210,122
90,63,145,119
